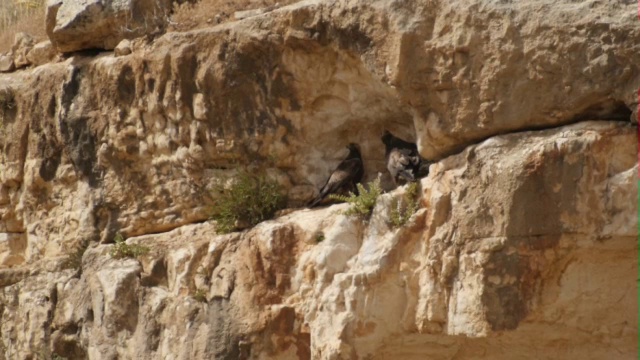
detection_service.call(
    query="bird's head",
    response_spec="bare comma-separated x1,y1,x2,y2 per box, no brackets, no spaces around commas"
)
346,143,361,157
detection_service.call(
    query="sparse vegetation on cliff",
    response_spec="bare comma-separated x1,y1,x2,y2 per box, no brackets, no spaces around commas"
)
109,233,150,259
389,182,420,228
193,288,207,303
210,170,287,234
329,177,383,219
61,241,89,271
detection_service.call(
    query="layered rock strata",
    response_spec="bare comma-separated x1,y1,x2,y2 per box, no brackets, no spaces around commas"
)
0,0,637,359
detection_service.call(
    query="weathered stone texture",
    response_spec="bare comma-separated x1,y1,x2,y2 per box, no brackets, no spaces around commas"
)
0,0,637,359
46,0,173,53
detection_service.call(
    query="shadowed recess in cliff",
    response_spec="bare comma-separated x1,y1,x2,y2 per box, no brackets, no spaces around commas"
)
38,130,62,182
58,115,100,187
569,99,632,122
196,38,299,139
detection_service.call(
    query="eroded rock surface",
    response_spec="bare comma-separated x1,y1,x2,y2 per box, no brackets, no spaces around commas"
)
1,121,635,359
0,0,637,359
46,0,172,52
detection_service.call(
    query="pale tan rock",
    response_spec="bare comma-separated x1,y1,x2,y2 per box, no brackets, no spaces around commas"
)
1,122,635,359
114,39,132,57
0,54,14,73
11,32,34,68
26,41,56,67
234,4,278,20
192,93,208,120
0,233,26,267
46,0,172,52
0,0,637,359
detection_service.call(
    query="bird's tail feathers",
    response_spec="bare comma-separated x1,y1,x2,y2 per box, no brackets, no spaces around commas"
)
308,195,323,208
308,187,330,208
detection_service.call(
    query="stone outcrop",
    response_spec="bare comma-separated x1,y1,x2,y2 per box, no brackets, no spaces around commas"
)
46,0,172,53
1,121,636,359
10,32,35,69
0,55,14,73
26,41,57,67
0,35,57,72
0,0,637,359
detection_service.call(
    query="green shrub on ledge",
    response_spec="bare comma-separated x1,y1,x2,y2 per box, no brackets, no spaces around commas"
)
210,170,287,234
329,177,383,219
110,233,149,259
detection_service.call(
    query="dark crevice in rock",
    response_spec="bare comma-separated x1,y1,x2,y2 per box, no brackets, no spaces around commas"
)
569,99,632,122
60,67,81,115
59,115,100,187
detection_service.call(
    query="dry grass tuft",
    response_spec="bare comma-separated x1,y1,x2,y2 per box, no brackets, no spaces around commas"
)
169,0,297,32
0,0,46,53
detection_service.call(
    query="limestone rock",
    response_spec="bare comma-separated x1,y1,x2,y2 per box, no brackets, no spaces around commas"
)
46,0,172,52
26,41,56,67
0,0,637,359
234,5,278,20
0,233,26,266
0,122,635,359
11,32,34,68
0,54,14,73
308,0,639,159
113,39,132,57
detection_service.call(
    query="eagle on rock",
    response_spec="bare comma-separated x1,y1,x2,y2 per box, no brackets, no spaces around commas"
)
308,143,364,207
381,130,430,185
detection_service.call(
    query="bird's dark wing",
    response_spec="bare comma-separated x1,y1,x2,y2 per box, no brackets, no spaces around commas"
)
309,158,363,207
335,157,362,175
325,158,362,195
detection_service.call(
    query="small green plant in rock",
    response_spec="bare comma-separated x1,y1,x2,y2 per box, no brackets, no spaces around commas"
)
61,241,89,270
389,182,421,228
329,177,383,219
193,288,207,303
109,233,149,259
314,231,325,243
210,170,287,234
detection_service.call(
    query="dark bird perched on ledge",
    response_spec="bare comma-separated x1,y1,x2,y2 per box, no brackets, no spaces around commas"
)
308,143,364,208
381,130,430,186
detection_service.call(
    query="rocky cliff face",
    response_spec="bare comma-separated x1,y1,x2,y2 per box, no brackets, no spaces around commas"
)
0,0,637,359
